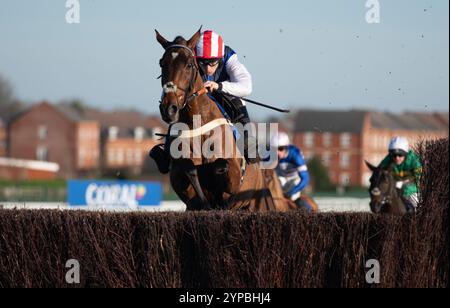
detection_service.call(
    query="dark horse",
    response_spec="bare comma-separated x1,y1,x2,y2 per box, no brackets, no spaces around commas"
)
365,161,407,215
154,28,297,212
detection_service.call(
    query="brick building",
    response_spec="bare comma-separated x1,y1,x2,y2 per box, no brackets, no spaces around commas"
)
85,109,166,176
362,111,449,185
7,102,166,179
8,102,100,178
292,110,448,188
0,118,6,157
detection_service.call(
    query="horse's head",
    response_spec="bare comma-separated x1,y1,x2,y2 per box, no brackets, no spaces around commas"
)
155,28,202,124
365,161,395,213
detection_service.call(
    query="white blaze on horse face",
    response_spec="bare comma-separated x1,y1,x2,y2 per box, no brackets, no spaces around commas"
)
171,52,179,60
163,82,177,94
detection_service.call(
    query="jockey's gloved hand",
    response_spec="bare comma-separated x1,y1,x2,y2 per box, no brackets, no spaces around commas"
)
204,81,219,92
395,181,404,189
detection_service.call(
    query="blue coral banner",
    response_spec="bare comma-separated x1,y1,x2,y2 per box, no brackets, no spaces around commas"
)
68,180,162,208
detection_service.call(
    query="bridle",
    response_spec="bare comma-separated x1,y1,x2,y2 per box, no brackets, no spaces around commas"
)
159,44,206,111
370,170,393,207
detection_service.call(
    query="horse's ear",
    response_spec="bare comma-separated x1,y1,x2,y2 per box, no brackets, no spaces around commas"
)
187,26,202,50
365,161,377,172
155,29,170,49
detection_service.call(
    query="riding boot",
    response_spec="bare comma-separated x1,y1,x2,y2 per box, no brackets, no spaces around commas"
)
401,197,416,214
215,93,261,164
149,144,171,174
236,105,261,164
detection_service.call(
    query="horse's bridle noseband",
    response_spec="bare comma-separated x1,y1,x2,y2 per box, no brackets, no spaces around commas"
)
159,44,203,111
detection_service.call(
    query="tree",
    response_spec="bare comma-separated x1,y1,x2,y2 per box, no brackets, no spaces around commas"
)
0,75,13,104
0,74,23,121
307,155,334,191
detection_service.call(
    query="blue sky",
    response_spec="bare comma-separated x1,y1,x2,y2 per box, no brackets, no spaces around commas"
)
0,0,448,119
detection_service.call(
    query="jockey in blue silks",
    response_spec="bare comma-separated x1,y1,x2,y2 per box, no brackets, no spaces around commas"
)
271,132,312,212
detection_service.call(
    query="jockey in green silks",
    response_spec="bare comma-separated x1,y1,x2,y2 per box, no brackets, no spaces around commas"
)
378,136,422,213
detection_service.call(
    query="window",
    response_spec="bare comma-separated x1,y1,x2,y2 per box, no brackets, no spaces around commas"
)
127,149,134,164
340,173,351,187
134,127,145,142
108,126,119,141
38,126,47,140
107,150,115,164
323,133,332,147
340,133,352,148
36,146,48,161
304,133,314,148
340,152,351,168
115,149,124,164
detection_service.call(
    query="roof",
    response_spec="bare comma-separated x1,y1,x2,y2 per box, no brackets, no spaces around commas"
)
54,103,86,122
8,102,167,137
7,102,87,124
370,112,406,130
293,109,448,134
85,108,166,138
293,110,367,133
266,116,292,133
371,112,448,131
404,112,448,130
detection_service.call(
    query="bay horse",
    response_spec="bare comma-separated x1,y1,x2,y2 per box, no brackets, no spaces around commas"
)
154,28,295,212
365,161,407,215
263,169,320,213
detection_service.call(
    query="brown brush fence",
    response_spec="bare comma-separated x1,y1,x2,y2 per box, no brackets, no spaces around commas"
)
0,138,448,288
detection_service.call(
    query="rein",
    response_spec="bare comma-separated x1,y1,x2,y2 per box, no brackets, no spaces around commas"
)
160,44,207,110
160,42,251,208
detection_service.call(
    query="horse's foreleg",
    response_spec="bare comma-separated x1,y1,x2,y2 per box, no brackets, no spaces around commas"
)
183,163,212,210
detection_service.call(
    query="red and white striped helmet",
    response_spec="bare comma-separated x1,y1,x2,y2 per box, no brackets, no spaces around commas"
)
195,30,225,59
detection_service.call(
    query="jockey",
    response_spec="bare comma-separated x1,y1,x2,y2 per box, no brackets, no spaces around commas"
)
378,136,422,213
149,30,257,174
271,132,311,212
195,30,252,125
195,30,259,163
